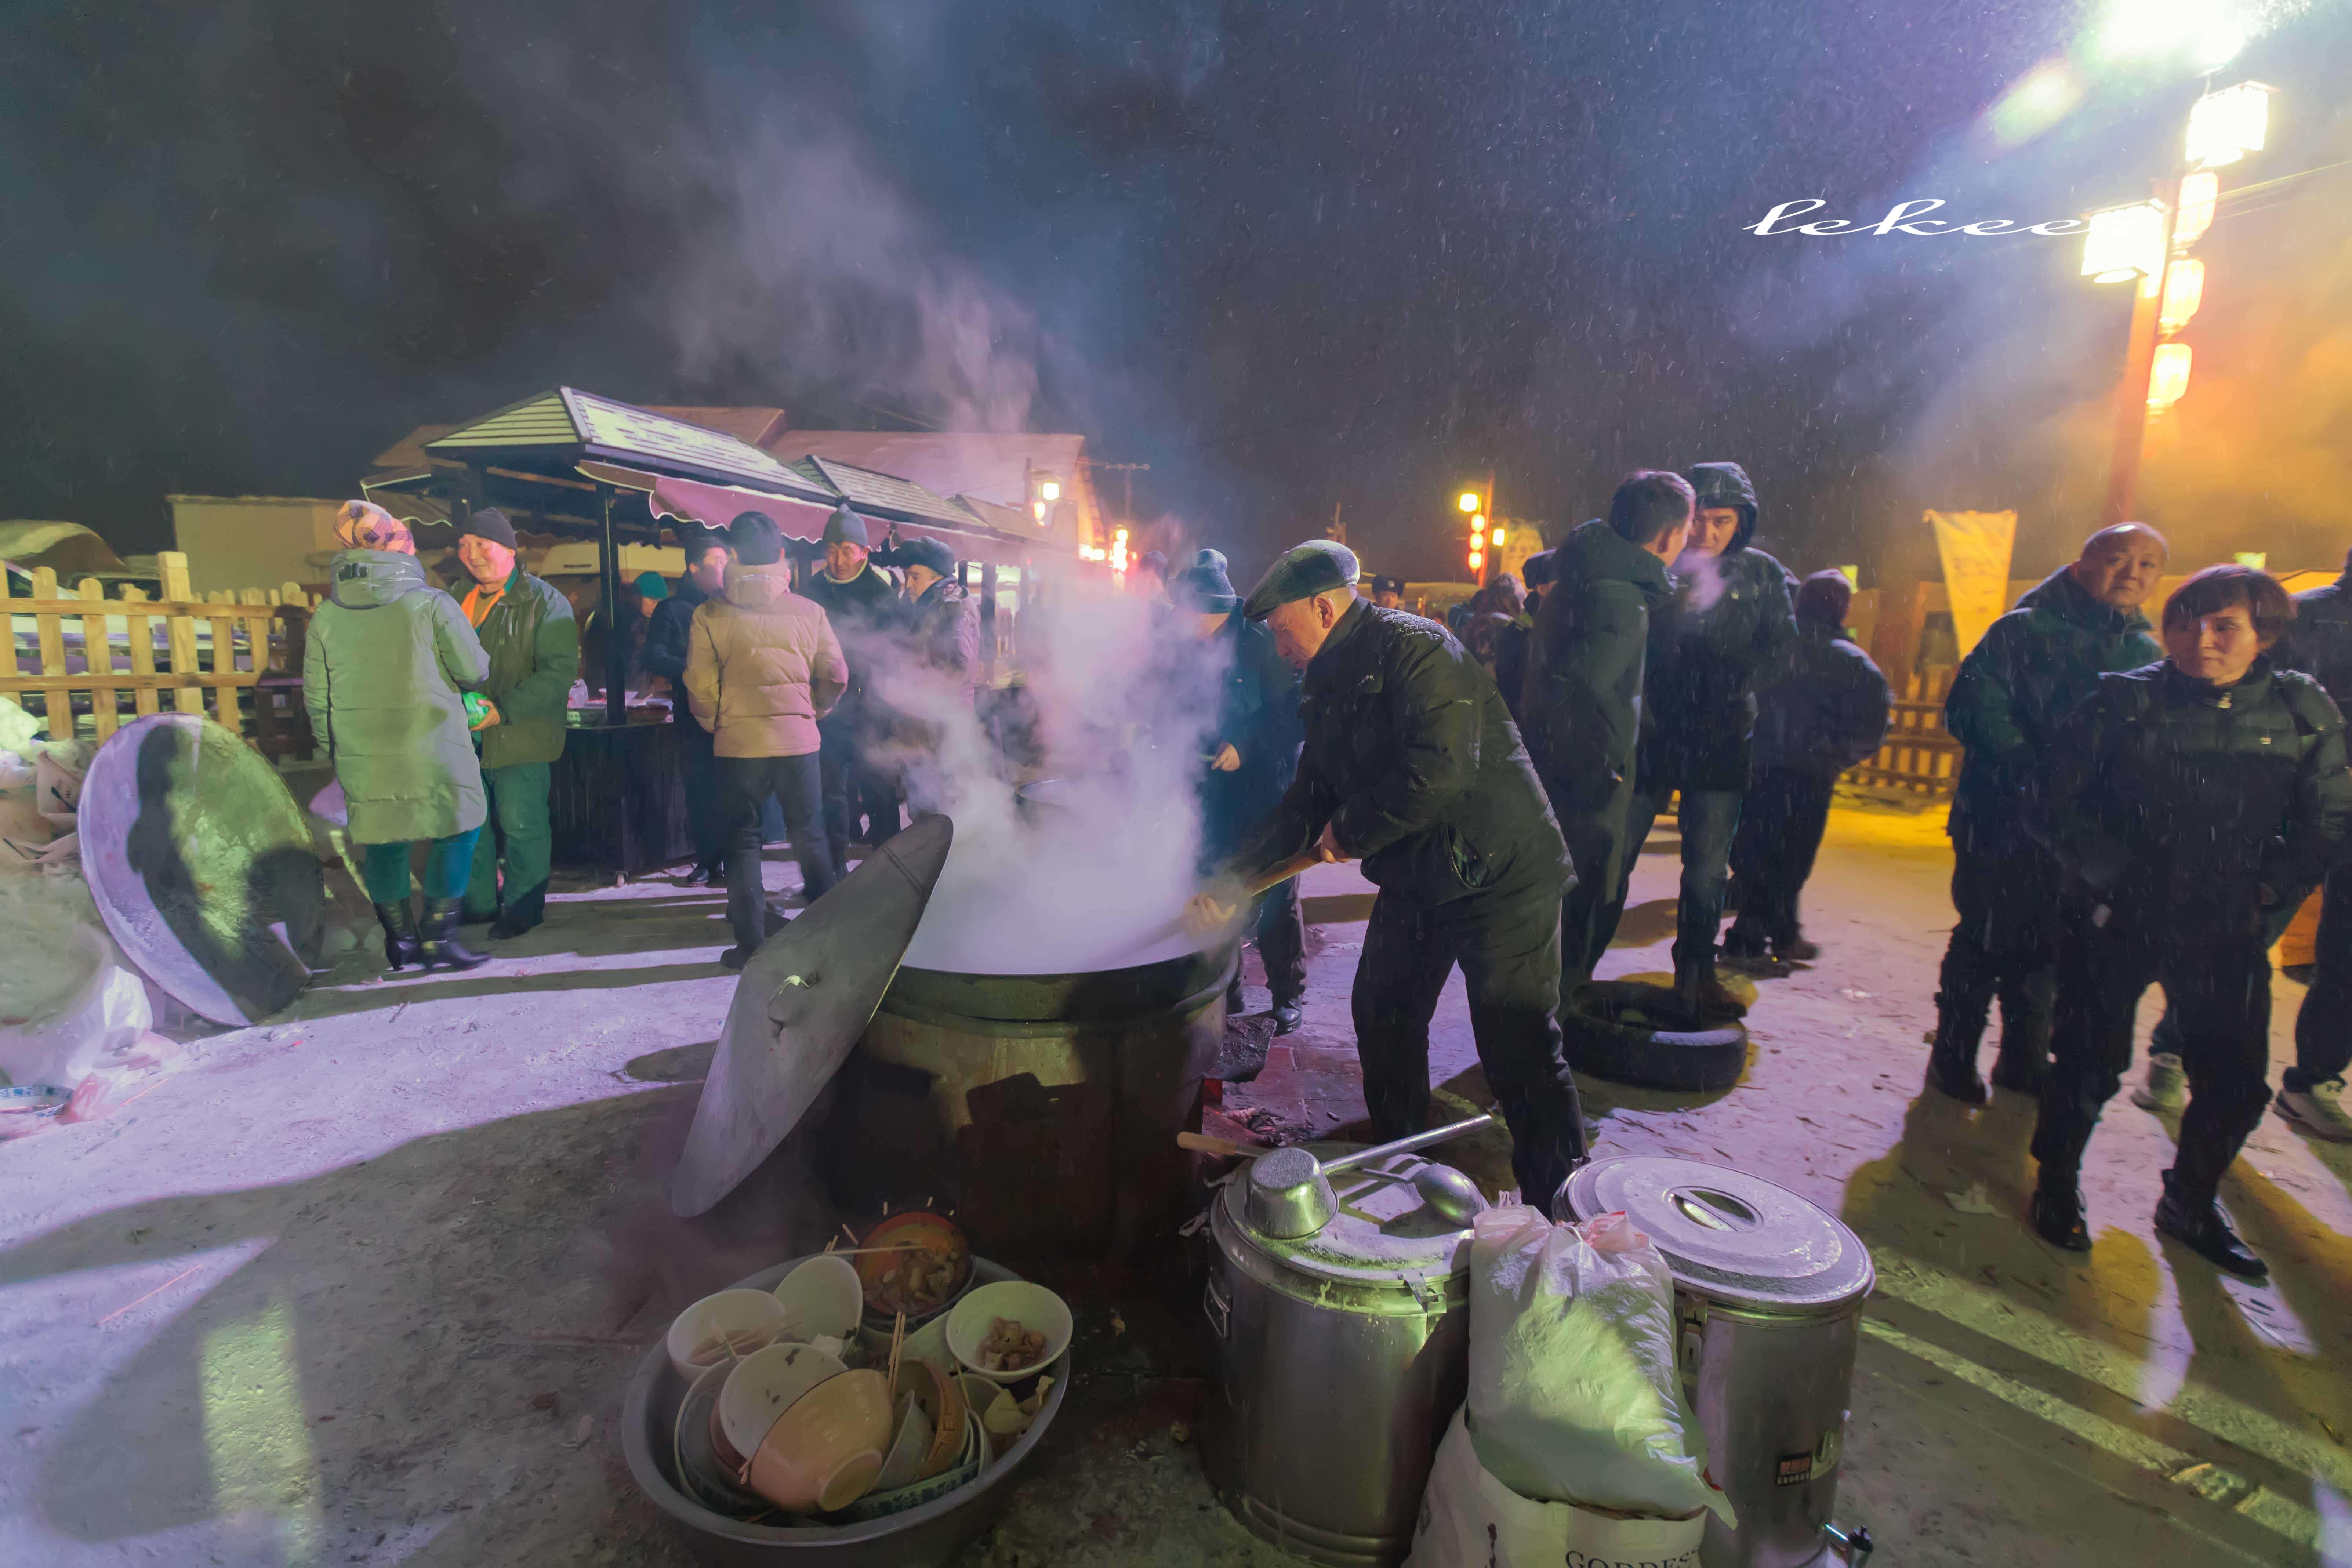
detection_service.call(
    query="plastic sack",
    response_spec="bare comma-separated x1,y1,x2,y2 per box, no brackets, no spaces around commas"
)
1407,1409,1706,1568
1468,1204,1733,1526
0,701,37,758
0,929,152,1092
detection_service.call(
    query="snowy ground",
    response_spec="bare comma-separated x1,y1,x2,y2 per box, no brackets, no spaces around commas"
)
1,799,2347,1566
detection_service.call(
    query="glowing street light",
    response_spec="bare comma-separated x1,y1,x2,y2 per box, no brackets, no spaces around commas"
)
1039,479,1061,501
1458,490,1482,513
2185,80,2274,169
2082,199,2169,282
1490,527,1505,548
2172,170,2218,246
2157,259,2205,335
2147,342,2193,409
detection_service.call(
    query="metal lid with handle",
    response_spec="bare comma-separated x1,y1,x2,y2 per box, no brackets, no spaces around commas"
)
1562,1155,1874,1315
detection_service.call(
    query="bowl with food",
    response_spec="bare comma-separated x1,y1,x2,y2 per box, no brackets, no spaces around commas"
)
665,1288,790,1381
945,1280,1072,1385
852,1210,973,1333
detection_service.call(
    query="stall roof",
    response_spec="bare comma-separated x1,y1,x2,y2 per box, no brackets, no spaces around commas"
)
419,389,836,502
787,454,972,527
765,430,1085,511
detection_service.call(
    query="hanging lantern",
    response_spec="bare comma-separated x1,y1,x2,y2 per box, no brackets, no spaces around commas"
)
2147,342,2192,410
2184,80,2274,170
2158,259,2206,336
2173,170,2218,247
2081,199,2167,282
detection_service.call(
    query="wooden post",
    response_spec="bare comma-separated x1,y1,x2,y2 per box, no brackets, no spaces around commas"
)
122,584,159,717
78,577,118,741
599,487,626,725
208,593,237,729
0,562,20,722
161,553,203,715
31,567,68,739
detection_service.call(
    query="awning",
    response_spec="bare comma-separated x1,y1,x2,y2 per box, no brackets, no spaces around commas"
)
638,471,1043,567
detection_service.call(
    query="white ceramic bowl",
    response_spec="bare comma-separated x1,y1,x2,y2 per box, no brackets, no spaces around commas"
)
665,1288,790,1381
772,1254,864,1343
944,1280,1073,1385
716,1341,847,1461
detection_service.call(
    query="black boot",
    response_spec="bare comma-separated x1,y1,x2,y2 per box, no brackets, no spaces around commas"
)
1271,1001,1303,1036
2028,1180,2091,1252
1924,992,1989,1105
1677,963,1747,1020
2154,1180,2268,1280
489,882,546,939
418,896,490,970
374,900,421,972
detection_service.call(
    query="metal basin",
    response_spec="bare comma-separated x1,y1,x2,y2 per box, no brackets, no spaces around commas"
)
621,1256,1068,1567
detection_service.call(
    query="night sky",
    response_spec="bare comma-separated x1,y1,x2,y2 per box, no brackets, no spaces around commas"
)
6,1,2348,582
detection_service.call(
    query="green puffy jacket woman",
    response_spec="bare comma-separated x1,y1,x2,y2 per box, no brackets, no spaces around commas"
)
303,502,492,971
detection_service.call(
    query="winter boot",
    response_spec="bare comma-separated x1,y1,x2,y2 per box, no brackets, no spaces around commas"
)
2154,1180,2266,1280
1718,920,1771,963
417,896,490,971
1924,992,1989,1105
1772,931,1821,962
373,900,422,972
1677,964,1748,1021
2028,1180,2092,1252
489,882,546,939
2130,1053,2186,1114
2275,1077,2352,1143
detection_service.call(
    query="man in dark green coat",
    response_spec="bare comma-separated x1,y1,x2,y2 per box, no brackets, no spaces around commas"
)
1520,473,1691,987
2026,566,2352,1280
454,508,581,938
1191,541,1585,1213
1927,523,2167,1102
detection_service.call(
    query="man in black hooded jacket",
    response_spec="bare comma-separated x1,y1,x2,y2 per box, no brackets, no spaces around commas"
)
2277,548,2352,1141
1623,461,1797,1017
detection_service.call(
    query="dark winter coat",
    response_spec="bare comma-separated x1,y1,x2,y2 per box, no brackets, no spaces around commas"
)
1491,611,1535,726
802,562,904,712
1943,567,2161,849
2037,658,2352,947
1638,464,1797,792
1520,518,1674,815
906,579,982,705
1752,620,1893,777
304,550,490,844
464,567,579,771
1198,612,1303,860
1233,600,1567,905
2284,569,2352,711
643,577,713,712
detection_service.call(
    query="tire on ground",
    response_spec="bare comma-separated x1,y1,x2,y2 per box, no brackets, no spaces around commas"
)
1562,980,1749,1092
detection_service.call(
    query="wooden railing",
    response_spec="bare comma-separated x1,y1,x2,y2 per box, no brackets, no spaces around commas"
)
1842,667,1959,798
3,549,315,755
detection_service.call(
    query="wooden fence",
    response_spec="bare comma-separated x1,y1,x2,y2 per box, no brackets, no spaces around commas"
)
2,550,315,756
1841,667,1958,798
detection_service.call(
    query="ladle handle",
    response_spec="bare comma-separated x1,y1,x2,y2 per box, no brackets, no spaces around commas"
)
1317,1111,1496,1176
1177,1131,1264,1159
1240,848,1325,900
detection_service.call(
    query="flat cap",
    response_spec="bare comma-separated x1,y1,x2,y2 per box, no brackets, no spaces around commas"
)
1243,539,1360,620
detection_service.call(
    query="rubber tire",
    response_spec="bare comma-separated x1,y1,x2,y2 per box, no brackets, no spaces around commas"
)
1562,980,1750,1092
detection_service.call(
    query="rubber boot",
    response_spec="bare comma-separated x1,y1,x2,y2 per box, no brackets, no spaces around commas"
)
489,882,546,939
374,900,421,972
418,896,490,970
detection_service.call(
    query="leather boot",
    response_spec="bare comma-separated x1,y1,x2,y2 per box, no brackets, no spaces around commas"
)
2029,1180,2091,1252
1677,963,1748,1020
374,900,421,972
418,896,490,970
2154,1179,2267,1280
1924,992,1989,1105
489,882,546,939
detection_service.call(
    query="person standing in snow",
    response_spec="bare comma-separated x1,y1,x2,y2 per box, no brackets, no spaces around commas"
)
2274,545,2352,1142
1927,523,2167,1103
1621,461,1797,1019
645,531,733,885
801,504,906,873
2026,565,2351,1280
1721,570,1890,963
303,501,491,972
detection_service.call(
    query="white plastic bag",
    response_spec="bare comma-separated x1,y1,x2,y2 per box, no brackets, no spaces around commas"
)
1468,1204,1733,1526
1407,1410,1707,1568
0,931,153,1091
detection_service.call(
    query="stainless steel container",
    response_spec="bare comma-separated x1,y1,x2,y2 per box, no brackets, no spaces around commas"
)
841,940,1233,1259
1564,1157,1876,1568
1201,1146,1477,1567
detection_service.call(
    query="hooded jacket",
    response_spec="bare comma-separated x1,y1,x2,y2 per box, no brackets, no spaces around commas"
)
1198,610,1303,860
2285,565,2352,711
1943,567,2161,848
2036,658,2352,946
463,566,578,771
1520,518,1675,815
683,562,848,758
643,576,713,707
906,577,982,705
1752,618,1892,777
1637,462,1798,792
1233,599,1567,906
303,549,490,844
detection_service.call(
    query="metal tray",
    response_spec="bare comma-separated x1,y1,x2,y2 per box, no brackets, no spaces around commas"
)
621,1256,1068,1567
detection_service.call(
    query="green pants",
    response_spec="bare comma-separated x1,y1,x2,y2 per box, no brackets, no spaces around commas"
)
360,828,481,904
465,761,552,917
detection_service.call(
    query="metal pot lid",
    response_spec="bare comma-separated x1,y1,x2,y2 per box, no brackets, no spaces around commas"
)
1563,1156,1873,1314
670,814,953,1216
1220,1143,1476,1288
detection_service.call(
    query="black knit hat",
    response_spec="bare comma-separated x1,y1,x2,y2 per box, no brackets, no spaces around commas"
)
730,511,784,566
460,507,517,549
1172,548,1238,613
822,504,870,550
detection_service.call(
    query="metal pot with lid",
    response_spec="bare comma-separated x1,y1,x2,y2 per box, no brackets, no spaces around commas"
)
1562,1156,1876,1568
1201,1135,1490,1567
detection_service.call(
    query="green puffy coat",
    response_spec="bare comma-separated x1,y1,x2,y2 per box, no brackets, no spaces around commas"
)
465,567,580,770
304,550,490,845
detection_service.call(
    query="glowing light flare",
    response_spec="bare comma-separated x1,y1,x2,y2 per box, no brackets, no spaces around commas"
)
1458,491,1482,513
1467,551,1485,572
2185,80,2273,169
1038,479,1061,502
2081,200,2168,281
2094,0,2248,67
1490,527,1505,547
2173,171,2218,247
2147,341,2192,409
1111,526,1129,575
1982,57,2085,153
2157,259,2205,336
1032,501,1048,523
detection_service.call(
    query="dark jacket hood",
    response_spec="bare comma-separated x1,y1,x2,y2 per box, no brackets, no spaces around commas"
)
2015,566,2154,640
1685,461,1760,553
329,549,429,609
1558,518,1674,602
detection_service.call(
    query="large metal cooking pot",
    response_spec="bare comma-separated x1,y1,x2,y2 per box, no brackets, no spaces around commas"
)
1563,1157,1876,1568
620,1255,1067,1567
1200,1144,1478,1567
834,939,1233,1259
